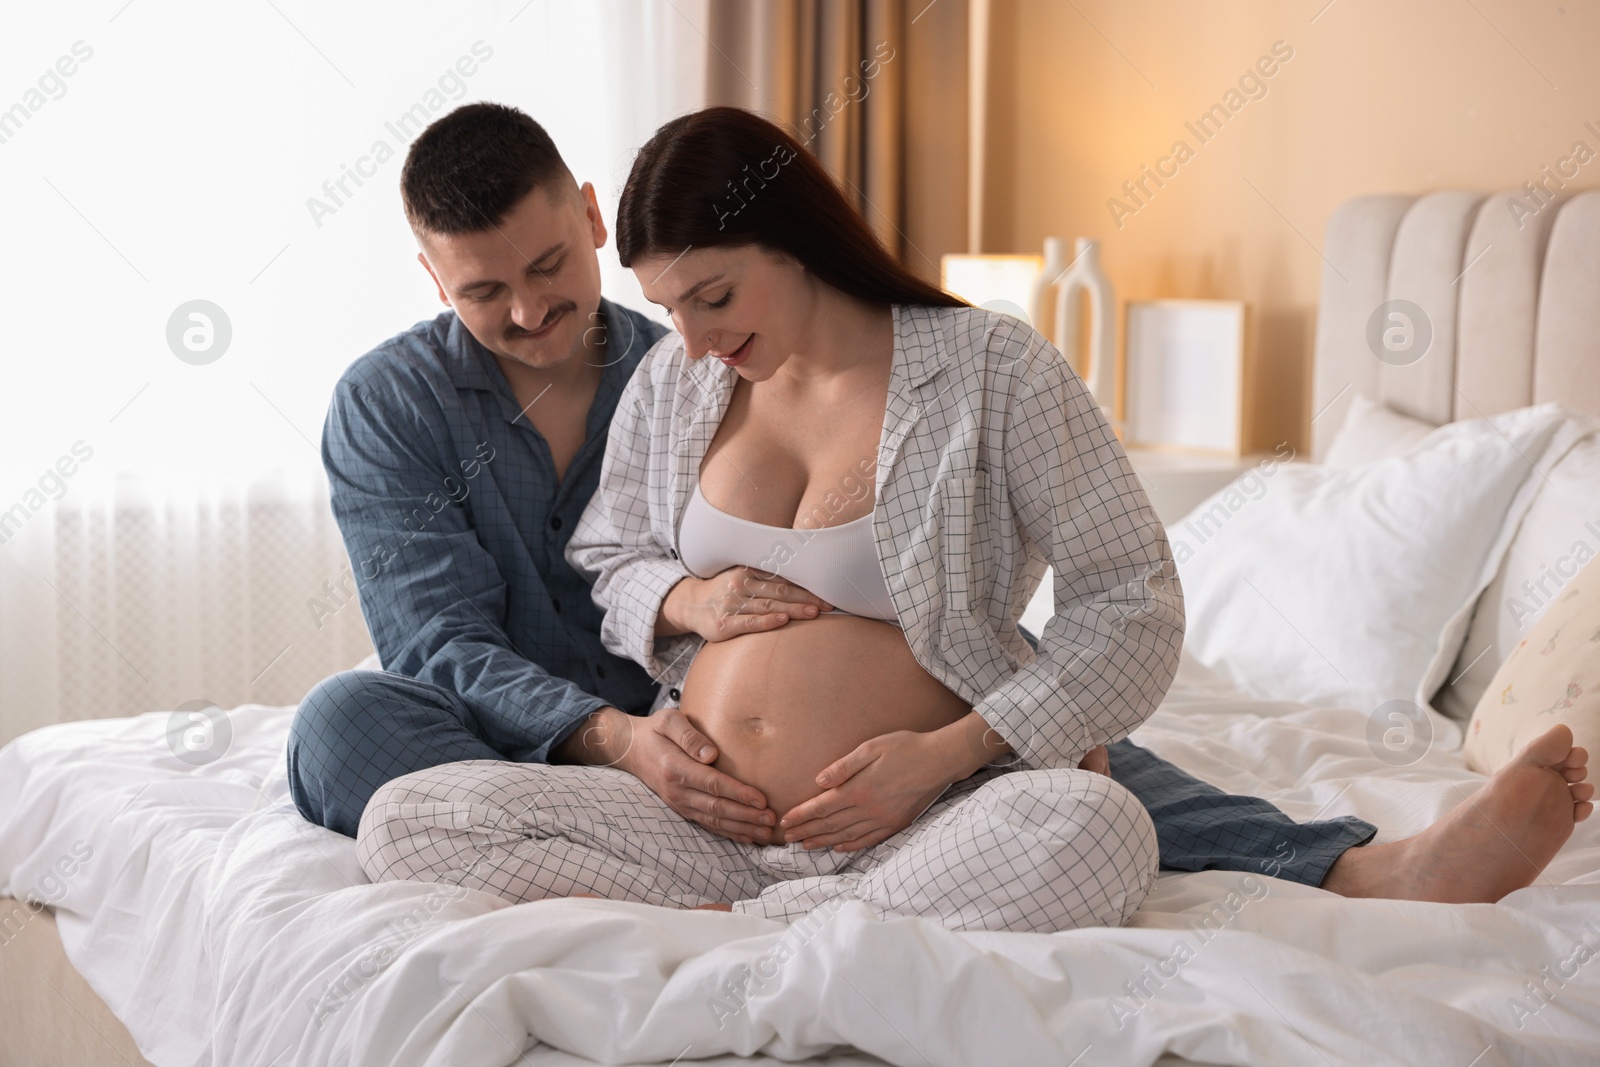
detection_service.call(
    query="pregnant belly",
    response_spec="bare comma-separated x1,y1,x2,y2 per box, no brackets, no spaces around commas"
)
678,615,971,842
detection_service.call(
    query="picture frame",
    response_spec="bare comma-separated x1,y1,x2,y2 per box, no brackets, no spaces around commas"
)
1122,299,1247,457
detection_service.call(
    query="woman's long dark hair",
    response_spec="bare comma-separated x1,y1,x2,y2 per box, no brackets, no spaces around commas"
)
616,106,966,309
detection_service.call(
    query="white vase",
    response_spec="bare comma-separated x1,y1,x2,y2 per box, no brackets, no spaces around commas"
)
1033,237,1117,423
1028,236,1071,339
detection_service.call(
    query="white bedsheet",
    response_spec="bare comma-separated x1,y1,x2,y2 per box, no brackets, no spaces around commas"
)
3,651,1599,1067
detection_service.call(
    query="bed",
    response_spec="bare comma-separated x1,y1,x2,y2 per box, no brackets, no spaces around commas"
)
4,188,1600,1067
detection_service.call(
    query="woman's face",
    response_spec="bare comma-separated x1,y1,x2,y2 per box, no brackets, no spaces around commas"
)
633,245,815,382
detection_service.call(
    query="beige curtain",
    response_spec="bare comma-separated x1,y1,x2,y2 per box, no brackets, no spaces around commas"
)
703,0,969,281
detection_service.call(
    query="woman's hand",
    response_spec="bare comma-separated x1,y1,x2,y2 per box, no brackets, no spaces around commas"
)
657,567,832,642
777,730,959,852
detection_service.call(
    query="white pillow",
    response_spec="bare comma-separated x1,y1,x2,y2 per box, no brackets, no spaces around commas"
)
1173,403,1569,713
1323,393,1436,468
1463,552,1600,775
1435,417,1600,720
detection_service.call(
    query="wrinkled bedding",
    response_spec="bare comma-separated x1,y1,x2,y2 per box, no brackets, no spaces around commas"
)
3,651,1598,1067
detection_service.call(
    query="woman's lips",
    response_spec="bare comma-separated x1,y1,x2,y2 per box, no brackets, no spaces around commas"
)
718,335,754,367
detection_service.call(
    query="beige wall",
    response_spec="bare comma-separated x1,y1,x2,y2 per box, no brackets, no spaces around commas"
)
904,0,971,282
977,0,1600,451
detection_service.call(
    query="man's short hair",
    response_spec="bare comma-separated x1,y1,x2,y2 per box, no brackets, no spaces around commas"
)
400,103,573,237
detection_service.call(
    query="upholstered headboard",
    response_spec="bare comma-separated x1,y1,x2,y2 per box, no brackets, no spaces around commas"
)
1310,189,1600,460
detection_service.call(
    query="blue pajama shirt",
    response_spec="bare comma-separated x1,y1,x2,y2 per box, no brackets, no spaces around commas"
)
286,301,1374,885
287,301,667,835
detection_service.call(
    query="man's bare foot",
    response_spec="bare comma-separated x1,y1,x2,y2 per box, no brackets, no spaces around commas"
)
1322,724,1593,903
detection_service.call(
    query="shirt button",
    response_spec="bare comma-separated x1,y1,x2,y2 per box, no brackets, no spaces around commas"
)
550,516,563,531
668,548,678,560
668,687,681,701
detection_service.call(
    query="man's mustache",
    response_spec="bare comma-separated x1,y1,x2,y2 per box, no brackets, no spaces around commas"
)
506,302,575,339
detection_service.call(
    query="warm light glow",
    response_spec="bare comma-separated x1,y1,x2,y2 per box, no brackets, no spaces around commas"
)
940,254,1043,325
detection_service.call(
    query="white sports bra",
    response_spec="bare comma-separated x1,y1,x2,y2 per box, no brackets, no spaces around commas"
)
678,481,898,623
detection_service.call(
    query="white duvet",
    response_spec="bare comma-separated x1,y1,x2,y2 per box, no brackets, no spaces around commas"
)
3,651,1599,1067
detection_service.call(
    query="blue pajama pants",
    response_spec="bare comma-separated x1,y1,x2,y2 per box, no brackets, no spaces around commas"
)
287,668,1375,886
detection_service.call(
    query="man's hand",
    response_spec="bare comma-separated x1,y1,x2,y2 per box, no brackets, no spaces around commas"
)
656,567,832,642
777,730,958,852
556,706,775,843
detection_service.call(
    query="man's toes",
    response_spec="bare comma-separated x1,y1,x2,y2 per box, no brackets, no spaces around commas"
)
1563,764,1589,783
1572,782,1595,804
1553,746,1589,774
1515,724,1576,769
1577,801,1595,822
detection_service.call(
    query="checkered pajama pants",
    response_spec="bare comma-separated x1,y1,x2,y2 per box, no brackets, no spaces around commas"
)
355,760,1161,934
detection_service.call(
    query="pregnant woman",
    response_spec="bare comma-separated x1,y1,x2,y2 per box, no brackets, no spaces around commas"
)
356,106,1180,933
357,107,1593,930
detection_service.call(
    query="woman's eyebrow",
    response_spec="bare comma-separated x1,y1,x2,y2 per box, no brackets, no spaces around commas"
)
676,273,726,303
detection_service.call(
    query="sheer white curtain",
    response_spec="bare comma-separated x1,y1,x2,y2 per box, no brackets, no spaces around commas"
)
0,0,708,743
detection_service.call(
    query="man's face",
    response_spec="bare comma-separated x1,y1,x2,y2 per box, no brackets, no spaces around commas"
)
416,180,607,370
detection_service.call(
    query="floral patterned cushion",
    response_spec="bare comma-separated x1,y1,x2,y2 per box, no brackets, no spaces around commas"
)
1465,557,1600,773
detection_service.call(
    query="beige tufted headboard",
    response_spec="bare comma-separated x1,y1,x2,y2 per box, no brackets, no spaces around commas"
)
1310,188,1600,460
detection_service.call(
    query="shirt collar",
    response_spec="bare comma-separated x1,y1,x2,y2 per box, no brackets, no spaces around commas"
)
584,301,652,439
892,304,953,390
442,311,504,396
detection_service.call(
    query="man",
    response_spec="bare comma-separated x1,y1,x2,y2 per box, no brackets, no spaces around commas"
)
287,103,1575,910
287,103,766,840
